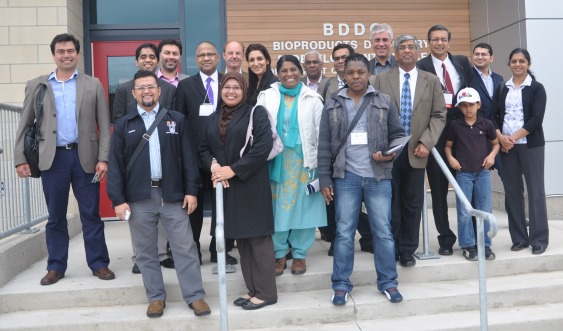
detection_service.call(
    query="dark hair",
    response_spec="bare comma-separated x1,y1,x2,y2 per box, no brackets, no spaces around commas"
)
509,48,535,80
133,70,158,84
344,53,369,70
473,42,493,56
427,25,451,41
245,44,273,104
135,43,158,61
157,39,182,55
50,33,80,55
331,43,355,58
276,55,303,74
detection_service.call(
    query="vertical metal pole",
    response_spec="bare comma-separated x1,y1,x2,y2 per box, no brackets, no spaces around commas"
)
20,177,39,234
476,216,488,331
414,172,439,260
215,183,228,331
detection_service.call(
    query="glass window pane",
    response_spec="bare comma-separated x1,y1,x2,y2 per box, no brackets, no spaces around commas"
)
90,0,179,25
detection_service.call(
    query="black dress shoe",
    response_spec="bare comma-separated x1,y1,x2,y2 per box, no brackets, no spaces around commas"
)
532,245,546,255
438,247,453,256
132,263,140,274
160,258,175,269
233,297,251,306
399,254,416,267
328,242,334,257
511,242,529,251
211,253,238,265
360,245,374,254
241,299,277,310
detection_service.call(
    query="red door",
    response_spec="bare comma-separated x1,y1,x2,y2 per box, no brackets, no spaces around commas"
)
91,40,161,219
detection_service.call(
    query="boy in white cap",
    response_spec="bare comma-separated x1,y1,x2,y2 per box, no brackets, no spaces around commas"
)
444,87,500,260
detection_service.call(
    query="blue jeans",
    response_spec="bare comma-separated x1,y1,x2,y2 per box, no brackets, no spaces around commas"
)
455,170,492,248
331,171,398,293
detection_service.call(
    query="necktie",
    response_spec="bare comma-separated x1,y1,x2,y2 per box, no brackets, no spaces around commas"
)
400,73,412,134
442,63,454,94
205,76,214,105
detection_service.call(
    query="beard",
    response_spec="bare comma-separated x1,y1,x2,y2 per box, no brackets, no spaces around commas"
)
142,99,156,108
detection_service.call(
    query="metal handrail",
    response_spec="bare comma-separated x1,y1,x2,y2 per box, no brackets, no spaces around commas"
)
214,182,228,331
430,147,497,331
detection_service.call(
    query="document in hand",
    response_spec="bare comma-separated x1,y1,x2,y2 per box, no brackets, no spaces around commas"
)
381,135,411,155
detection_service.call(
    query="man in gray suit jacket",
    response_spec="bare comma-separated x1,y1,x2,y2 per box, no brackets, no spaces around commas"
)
14,33,114,285
373,34,446,267
157,39,189,87
112,43,176,122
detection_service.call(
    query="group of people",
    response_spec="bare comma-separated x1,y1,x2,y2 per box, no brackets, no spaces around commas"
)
13,20,548,317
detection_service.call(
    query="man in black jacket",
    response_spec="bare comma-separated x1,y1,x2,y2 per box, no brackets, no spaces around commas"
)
107,70,210,318
417,25,473,255
176,41,237,265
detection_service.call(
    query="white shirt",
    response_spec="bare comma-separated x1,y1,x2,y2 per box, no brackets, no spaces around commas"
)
305,75,323,92
503,74,532,144
431,54,461,94
475,66,494,98
399,67,418,107
199,70,219,111
137,103,162,180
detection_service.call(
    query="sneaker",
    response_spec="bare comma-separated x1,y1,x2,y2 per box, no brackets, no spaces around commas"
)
462,246,478,261
485,246,496,260
275,257,287,276
332,290,348,306
382,287,403,303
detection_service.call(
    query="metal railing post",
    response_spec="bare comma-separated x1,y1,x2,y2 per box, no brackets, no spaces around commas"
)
414,173,439,260
215,182,228,331
429,147,497,331
20,177,39,234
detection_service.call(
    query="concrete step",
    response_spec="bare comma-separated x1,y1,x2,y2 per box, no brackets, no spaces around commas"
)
2,270,563,330
2,218,563,314
248,303,563,331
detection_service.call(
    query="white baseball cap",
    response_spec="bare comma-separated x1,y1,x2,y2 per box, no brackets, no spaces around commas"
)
455,87,481,107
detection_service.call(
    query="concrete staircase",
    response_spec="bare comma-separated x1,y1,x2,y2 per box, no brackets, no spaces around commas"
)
1,209,563,330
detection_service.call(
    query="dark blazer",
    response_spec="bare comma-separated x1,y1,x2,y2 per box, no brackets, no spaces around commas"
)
493,79,546,148
175,72,223,163
112,78,176,122
417,52,473,122
469,67,504,120
14,73,110,173
199,104,274,239
107,107,200,206
247,70,278,106
373,67,446,168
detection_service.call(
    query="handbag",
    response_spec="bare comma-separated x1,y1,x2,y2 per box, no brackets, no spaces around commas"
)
240,105,283,161
23,83,47,178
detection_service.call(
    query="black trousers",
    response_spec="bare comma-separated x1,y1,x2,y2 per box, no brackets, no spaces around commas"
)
391,150,426,256
238,236,277,301
426,132,457,249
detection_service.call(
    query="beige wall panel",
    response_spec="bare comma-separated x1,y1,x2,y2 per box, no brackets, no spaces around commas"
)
226,0,471,76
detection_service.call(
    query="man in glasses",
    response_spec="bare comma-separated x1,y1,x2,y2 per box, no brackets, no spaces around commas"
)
107,70,210,318
373,34,446,267
301,49,328,93
113,42,177,274
417,25,473,256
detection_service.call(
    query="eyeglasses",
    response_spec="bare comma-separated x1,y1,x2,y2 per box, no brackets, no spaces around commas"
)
398,45,416,51
223,85,242,91
133,85,158,92
305,60,321,65
430,38,449,43
196,52,218,58
333,55,349,62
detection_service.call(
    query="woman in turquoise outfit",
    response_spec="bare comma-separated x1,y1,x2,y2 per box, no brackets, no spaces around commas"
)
256,55,326,276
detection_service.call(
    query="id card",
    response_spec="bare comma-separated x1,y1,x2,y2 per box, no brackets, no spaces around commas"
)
444,92,453,109
199,103,214,116
351,132,368,145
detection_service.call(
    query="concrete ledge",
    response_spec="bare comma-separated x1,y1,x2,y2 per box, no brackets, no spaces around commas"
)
0,213,81,287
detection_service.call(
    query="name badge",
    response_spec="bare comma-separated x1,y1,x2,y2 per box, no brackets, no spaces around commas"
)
444,92,453,109
351,132,368,145
199,103,214,116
